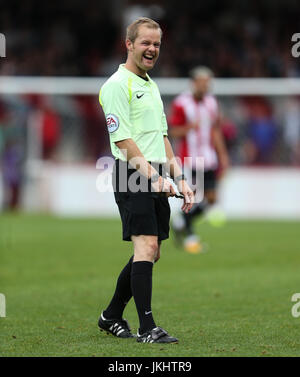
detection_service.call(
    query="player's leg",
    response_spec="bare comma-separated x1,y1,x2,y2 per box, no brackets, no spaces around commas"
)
183,196,209,235
183,170,212,233
98,254,134,337
132,196,177,343
131,234,158,334
182,170,217,253
172,168,203,244
124,190,162,338
132,234,178,338
102,254,134,320
184,185,217,232
132,236,178,344
98,192,135,338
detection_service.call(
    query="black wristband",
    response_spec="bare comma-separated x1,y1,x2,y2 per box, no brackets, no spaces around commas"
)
174,174,186,185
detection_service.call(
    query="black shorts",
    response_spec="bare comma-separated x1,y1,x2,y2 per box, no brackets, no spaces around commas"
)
191,169,217,191
115,191,170,242
113,160,171,242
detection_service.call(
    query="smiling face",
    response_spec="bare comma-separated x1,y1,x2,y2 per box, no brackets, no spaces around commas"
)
125,24,161,77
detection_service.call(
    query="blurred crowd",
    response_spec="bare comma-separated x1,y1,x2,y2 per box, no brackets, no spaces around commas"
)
0,0,299,78
1,91,300,209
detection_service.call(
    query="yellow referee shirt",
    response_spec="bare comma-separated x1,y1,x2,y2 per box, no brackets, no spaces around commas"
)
99,64,168,163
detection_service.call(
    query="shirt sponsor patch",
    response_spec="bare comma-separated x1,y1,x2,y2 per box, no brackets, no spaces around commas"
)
106,114,119,133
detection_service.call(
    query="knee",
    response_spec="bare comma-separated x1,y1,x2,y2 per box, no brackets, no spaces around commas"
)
154,247,161,263
134,237,159,262
145,240,159,260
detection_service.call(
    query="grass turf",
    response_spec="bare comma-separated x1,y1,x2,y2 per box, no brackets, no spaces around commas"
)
0,213,300,357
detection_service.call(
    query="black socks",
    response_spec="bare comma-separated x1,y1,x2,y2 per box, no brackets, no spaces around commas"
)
103,255,134,320
103,256,156,334
131,261,156,334
103,257,156,334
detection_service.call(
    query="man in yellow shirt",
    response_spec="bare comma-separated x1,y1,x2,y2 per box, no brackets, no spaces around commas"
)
98,17,194,343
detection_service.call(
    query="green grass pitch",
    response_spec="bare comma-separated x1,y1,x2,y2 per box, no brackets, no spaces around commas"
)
0,213,300,357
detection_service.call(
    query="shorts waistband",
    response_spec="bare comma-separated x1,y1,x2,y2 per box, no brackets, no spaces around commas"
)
114,159,167,177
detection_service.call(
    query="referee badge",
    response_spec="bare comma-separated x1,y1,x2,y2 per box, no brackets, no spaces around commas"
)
106,113,119,133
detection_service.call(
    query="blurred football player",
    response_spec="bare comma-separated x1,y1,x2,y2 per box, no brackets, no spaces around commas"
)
168,66,229,253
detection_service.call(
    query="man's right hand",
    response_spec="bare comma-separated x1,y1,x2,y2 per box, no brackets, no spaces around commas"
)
151,176,176,197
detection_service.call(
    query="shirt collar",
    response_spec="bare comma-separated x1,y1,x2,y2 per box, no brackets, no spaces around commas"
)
119,64,151,87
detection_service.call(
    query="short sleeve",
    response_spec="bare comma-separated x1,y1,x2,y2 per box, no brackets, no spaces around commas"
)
100,81,132,142
162,111,168,136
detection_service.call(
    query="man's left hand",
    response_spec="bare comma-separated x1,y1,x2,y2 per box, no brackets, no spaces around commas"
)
177,180,194,213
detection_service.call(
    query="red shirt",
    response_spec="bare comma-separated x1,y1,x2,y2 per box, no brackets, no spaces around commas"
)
169,92,219,170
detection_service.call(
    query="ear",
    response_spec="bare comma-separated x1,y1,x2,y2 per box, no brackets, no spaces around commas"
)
126,39,133,52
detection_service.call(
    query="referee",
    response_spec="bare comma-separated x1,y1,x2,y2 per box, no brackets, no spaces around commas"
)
98,17,194,344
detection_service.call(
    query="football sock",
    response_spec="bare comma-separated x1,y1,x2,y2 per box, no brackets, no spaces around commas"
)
103,255,134,320
131,261,156,334
184,198,208,235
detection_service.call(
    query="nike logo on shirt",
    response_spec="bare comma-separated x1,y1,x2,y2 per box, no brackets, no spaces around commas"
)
136,93,145,99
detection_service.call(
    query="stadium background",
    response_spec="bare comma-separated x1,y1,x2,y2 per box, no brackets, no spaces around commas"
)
1,0,300,358
0,0,300,217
